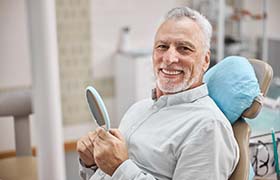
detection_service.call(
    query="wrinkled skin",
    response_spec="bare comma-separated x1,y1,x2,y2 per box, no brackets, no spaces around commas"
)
153,18,210,96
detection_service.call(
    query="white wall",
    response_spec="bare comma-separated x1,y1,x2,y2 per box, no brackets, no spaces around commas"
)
242,0,280,40
0,0,31,88
90,0,178,79
265,0,280,39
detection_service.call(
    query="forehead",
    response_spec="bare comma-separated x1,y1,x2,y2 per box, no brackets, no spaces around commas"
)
155,18,203,44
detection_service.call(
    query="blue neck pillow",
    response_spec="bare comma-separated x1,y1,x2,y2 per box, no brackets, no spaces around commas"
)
204,56,260,124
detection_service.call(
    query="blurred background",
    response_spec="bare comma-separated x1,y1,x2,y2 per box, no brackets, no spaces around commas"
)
0,0,279,179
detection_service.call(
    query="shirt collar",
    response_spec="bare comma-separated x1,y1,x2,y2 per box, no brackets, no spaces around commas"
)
151,84,209,108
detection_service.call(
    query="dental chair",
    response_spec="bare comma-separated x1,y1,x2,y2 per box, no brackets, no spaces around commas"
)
229,59,273,180
204,56,273,180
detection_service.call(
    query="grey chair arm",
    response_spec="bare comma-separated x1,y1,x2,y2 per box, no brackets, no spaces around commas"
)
0,89,33,156
0,89,32,117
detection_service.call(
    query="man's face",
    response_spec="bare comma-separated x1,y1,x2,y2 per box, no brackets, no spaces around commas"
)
152,18,210,94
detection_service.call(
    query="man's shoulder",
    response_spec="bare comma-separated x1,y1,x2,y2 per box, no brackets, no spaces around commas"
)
195,95,232,127
130,98,153,110
196,95,222,114
119,98,153,129
122,98,153,117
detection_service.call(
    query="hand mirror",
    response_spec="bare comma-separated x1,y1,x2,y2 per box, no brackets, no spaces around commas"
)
85,86,110,130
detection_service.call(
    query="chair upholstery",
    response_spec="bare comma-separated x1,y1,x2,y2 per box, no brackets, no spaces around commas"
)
230,121,251,180
0,88,33,156
243,59,274,118
229,59,273,180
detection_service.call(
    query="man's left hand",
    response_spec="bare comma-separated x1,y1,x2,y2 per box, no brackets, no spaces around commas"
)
93,127,129,176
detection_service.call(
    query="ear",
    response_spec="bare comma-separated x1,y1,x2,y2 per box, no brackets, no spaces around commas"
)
202,50,211,72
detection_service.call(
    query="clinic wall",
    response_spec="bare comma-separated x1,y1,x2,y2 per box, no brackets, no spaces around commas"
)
265,0,280,39
0,0,179,151
242,0,280,40
90,0,178,79
0,0,31,89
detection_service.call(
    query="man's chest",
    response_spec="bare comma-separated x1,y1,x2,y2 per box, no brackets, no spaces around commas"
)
119,106,205,178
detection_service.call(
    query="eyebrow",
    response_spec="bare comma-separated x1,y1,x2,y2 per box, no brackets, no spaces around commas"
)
154,40,168,45
154,40,196,51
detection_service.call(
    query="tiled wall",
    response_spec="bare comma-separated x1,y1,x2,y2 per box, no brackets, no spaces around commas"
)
56,0,92,125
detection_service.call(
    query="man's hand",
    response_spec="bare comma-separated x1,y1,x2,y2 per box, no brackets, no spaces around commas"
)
76,131,97,167
93,127,129,176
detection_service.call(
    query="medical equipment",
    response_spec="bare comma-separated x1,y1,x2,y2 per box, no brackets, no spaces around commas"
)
271,129,280,180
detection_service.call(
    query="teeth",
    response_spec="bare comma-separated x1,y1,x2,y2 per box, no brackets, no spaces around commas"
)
162,69,181,75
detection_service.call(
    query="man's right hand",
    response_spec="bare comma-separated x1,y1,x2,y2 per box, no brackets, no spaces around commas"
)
76,131,97,167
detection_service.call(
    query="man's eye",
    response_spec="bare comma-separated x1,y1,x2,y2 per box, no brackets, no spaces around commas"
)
156,45,168,50
178,46,190,51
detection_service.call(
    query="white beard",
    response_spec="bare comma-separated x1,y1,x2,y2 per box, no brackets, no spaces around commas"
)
156,73,198,93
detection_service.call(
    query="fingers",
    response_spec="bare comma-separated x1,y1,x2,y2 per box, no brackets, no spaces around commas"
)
82,135,94,153
77,140,96,167
96,127,110,140
88,131,97,145
77,131,97,157
92,128,128,176
77,131,99,167
109,129,124,141
77,139,93,159
96,127,125,141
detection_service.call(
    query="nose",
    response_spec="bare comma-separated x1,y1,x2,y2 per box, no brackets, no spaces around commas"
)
162,46,179,65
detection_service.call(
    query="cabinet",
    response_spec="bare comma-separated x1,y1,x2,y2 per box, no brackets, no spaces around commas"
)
114,53,154,126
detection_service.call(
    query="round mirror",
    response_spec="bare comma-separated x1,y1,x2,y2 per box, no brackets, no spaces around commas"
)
85,86,110,130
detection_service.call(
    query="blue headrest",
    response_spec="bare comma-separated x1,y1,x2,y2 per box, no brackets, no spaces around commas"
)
204,56,260,124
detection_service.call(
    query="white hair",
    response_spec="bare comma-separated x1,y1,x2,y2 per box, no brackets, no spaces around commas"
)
165,7,212,53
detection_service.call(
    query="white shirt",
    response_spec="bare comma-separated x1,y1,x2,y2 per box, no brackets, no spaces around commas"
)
79,84,239,180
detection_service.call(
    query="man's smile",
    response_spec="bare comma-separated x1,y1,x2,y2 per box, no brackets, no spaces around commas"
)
159,68,184,78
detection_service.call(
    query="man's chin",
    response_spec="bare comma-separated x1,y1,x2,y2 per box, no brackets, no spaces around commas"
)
157,82,187,94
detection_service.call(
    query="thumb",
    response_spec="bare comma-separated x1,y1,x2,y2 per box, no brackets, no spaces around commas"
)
109,129,124,140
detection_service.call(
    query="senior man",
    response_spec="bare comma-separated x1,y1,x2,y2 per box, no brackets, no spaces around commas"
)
77,6,239,180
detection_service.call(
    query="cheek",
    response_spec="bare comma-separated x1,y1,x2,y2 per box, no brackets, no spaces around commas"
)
181,59,194,72
152,52,161,68
191,62,204,78
153,51,160,60
152,57,158,75
182,61,200,80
